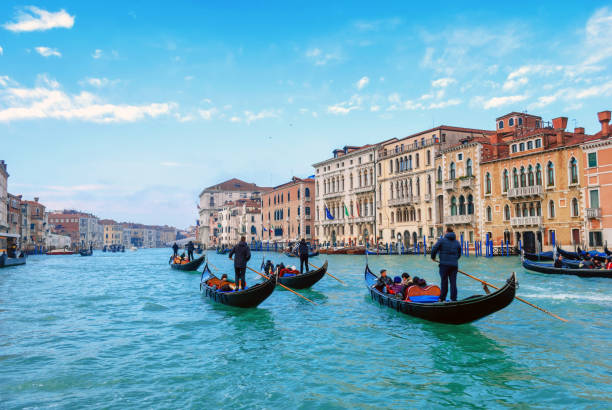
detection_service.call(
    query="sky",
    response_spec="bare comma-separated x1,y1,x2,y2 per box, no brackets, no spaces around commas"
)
1,1,611,228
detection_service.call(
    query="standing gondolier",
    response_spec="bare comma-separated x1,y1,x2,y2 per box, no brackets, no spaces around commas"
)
229,236,251,290
431,227,462,302
172,242,179,257
187,241,195,261
298,238,310,273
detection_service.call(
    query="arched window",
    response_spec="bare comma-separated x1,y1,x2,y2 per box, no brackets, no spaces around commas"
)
466,159,473,177
459,195,466,215
536,202,541,216
450,196,457,216
416,177,420,196
549,200,555,218
437,166,442,182
522,204,528,217
305,187,311,197
547,161,555,186
467,194,474,214
528,165,534,186
520,166,526,187
391,212,394,223
504,205,510,220
570,158,578,184
503,169,509,192
509,118,514,126
427,150,431,165
416,153,420,168
498,120,504,129
572,198,579,216
486,206,492,221
395,159,399,173
513,168,519,188
297,189,300,199
536,164,542,185
450,162,456,179
485,172,492,194
427,175,432,195
408,155,412,170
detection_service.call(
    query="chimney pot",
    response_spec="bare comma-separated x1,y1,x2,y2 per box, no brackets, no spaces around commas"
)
552,117,568,130
574,127,585,135
598,110,611,136
34,197,39,202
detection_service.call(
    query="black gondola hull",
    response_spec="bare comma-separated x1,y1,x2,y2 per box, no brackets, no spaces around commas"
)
200,264,276,308
522,258,612,278
277,261,328,289
170,255,205,271
79,250,93,256
522,251,554,261
365,265,516,325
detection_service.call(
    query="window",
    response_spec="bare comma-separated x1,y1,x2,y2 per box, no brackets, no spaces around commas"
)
536,164,542,185
520,166,526,187
485,173,492,194
415,153,419,168
571,198,579,217
570,158,578,184
527,141,533,150
486,206,492,221
590,189,600,208
547,161,555,186
519,142,525,151
467,195,474,214
504,205,510,220
427,150,431,165
305,187,310,197
512,145,518,153
450,162,456,179
306,225,311,235
535,139,541,148
509,118,514,126
458,153,463,161
528,165,534,186
589,231,603,247
459,195,466,215
549,200,555,218
450,196,457,216
518,117,523,126
588,152,597,168
437,166,442,183
503,170,509,192
466,159,472,176
498,120,504,129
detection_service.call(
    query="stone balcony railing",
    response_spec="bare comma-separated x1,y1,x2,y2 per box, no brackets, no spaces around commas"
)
389,196,413,206
352,216,375,223
459,176,475,189
586,208,602,219
304,197,312,202
446,214,474,224
507,185,543,198
353,185,374,194
424,193,432,202
443,180,456,190
322,191,343,199
510,216,542,226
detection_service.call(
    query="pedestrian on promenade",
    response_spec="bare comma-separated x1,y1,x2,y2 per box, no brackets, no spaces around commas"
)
172,242,179,257
187,241,194,261
298,238,310,273
431,226,462,302
229,236,251,290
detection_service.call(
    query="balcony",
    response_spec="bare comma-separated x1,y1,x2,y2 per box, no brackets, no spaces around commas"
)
459,176,475,189
322,191,343,200
389,196,413,207
443,180,456,190
586,208,602,219
424,193,432,202
353,185,374,194
446,214,474,224
412,196,420,204
510,216,542,226
305,214,311,220
507,185,543,199
304,197,312,202
352,216,375,223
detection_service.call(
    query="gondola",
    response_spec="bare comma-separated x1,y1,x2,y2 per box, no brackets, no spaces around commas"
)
522,257,612,278
195,247,203,255
286,251,319,258
216,248,229,255
556,246,583,260
169,255,205,271
522,251,554,261
0,253,26,268
274,260,328,289
200,264,276,308
79,249,93,256
364,265,516,325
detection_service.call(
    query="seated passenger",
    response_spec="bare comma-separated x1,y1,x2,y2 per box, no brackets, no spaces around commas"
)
400,273,412,287
580,256,594,269
389,276,404,296
218,274,236,291
605,258,612,270
264,260,274,275
375,269,393,290
554,254,563,268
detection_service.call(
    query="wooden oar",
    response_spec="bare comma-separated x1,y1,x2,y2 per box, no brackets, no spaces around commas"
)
308,262,346,285
216,259,317,305
431,259,568,322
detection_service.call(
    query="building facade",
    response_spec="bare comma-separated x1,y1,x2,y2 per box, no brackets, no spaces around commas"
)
197,178,269,247
313,145,381,246
0,161,8,250
217,199,262,245
20,198,46,251
261,177,314,244
79,215,103,248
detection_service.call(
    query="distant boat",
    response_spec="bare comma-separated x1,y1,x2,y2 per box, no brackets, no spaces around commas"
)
130,246,137,251
0,253,26,267
46,248,75,255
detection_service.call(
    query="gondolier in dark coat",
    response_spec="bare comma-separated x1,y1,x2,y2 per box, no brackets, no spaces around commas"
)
172,242,179,257
298,238,310,273
431,227,462,302
229,236,251,290
187,241,195,261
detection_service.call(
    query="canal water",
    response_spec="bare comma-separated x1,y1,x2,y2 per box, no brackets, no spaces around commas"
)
0,249,610,408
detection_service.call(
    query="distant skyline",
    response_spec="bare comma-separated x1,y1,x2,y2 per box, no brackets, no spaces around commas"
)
2,1,611,228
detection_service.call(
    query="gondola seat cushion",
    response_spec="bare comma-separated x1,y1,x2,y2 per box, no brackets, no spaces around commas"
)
406,284,441,301
409,295,440,303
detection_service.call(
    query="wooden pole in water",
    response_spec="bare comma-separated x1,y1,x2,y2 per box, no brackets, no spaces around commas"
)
308,262,346,285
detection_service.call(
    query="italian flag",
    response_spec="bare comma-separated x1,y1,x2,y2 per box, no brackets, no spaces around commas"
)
344,204,350,218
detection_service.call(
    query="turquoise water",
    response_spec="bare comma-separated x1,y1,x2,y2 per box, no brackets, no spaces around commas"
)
0,249,610,408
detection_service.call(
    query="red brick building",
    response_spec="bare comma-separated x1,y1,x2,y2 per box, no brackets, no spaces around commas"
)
48,210,89,246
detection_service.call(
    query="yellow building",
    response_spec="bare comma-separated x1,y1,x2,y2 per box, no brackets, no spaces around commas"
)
103,223,123,246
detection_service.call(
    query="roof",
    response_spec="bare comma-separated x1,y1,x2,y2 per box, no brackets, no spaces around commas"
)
265,176,315,192
495,112,541,121
202,178,269,193
392,125,492,145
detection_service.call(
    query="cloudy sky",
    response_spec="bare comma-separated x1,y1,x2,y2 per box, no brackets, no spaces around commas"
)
1,1,611,228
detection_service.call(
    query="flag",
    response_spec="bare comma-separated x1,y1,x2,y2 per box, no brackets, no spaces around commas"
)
344,204,349,217
325,207,334,220
356,204,361,217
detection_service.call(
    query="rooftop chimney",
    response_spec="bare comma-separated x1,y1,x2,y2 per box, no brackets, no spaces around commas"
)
598,110,611,137
552,116,567,145
574,127,585,135
34,197,39,202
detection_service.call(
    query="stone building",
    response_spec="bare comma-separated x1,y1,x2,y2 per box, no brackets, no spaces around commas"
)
261,177,314,244
20,198,46,251
0,161,8,250
217,199,262,245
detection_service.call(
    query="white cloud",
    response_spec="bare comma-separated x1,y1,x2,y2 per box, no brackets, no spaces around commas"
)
584,7,612,65
244,109,279,124
0,46,3,56
428,99,461,109
432,77,455,88
82,77,118,88
482,94,527,109
502,77,528,91
327,95,362,115
198,107,218,120
230,116,241,123
3,6,75,32
356,76,370,90
370,105,380,112
184,75,194,81
305,47,340,66
35,46,61,58
92,49,103,59
0,76,175,123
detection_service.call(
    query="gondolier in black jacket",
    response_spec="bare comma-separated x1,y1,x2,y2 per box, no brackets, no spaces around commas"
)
172,242,179,257
187,241,195,261
229,236,251,290
431,227,462,302
298,238,310,273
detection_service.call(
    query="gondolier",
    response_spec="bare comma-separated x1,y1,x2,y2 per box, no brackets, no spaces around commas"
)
431,226,462,302
298,238,310,273
187,240,195,261
172,242,179,257
229,236,251,290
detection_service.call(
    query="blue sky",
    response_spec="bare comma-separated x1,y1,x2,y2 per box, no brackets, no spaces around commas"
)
1,1,611,228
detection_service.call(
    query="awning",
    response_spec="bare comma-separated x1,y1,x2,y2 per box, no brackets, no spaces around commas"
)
0,233,20,238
